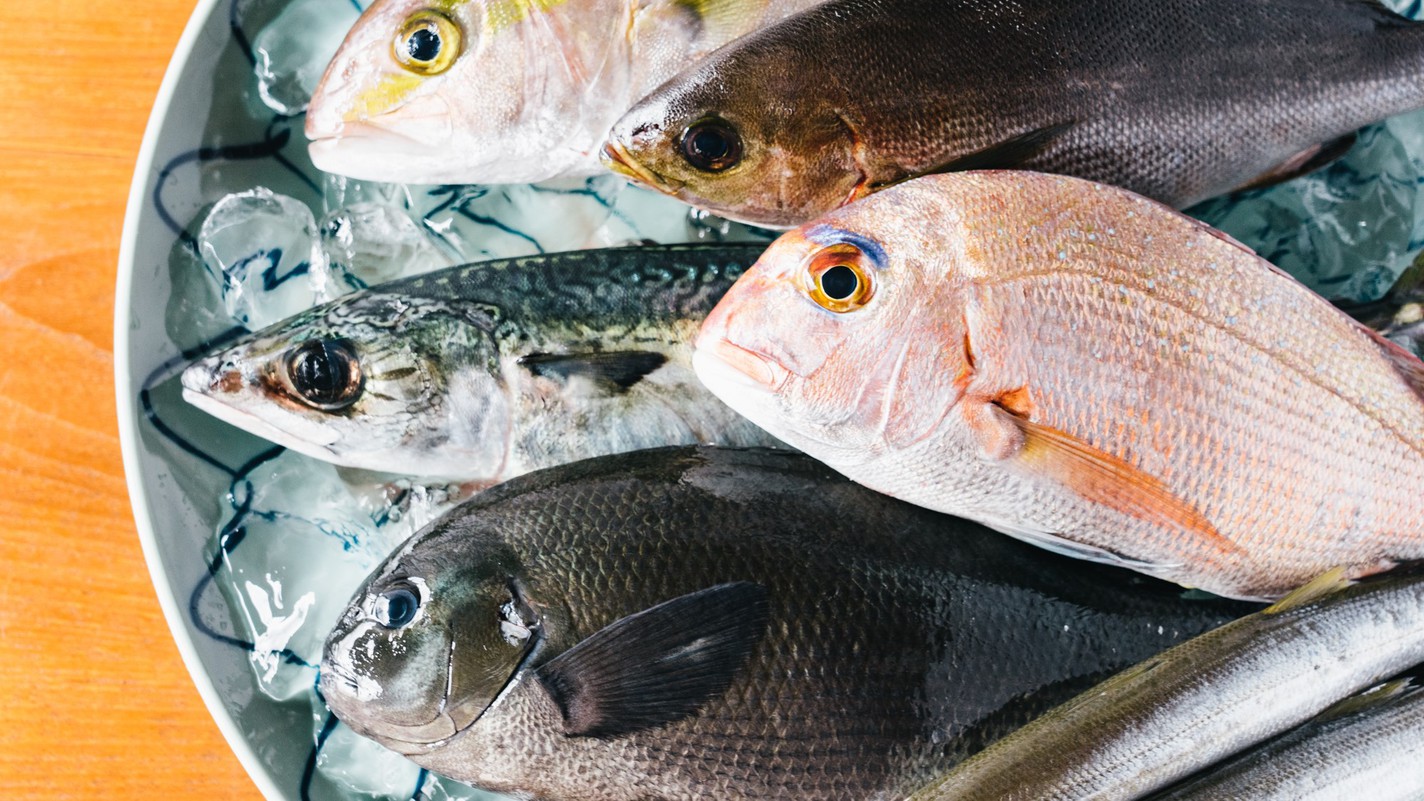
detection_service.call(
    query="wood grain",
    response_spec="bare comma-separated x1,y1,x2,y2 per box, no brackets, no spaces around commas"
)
0,0,261,797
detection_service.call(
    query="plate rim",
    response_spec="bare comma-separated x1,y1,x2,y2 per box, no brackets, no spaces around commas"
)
114,0,289,797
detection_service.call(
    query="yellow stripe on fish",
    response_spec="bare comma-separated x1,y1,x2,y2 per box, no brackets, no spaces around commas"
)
348,72,425,120
483,0,571,33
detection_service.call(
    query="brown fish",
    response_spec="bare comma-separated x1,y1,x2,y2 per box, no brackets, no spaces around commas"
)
693,171,1424,600
605,0,1424,227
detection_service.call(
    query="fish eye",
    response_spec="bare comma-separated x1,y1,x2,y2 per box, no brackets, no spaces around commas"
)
806,244,874,313
376,582,422,629
393,10,462,75
679,117,742,173
286,338,364,410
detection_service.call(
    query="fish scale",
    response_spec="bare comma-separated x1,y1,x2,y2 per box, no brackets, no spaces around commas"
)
694,171,1424,599
321,447,1251,799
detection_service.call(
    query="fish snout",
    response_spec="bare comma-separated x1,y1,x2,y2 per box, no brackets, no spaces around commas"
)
181,356,244,396
693,337,787,394
600,138,675,193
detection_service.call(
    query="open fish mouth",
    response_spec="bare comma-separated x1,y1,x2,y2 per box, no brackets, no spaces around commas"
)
600,139,681,194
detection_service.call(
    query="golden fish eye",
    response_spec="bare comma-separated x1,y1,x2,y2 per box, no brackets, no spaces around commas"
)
393,10,461,75
806,244,874,313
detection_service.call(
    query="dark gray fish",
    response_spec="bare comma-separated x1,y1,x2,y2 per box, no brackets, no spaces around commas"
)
604,0,1424,227
180,244,780,481
320,446,1253,800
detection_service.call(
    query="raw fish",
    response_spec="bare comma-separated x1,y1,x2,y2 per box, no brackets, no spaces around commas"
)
182,244,778,480
321,446,1250,800
694,171,1424,599
605,0,1424,227
910,571,1424,801
306,0,821,184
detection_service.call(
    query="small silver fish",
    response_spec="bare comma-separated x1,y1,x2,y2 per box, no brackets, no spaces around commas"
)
908,570,1424,801
181,245,780,481
1149,682,1424,800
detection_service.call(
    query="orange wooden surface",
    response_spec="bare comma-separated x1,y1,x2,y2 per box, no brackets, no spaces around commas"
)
0,1,261,797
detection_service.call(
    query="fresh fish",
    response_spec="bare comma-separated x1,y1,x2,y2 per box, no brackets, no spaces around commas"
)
320,446,1251,801
181,244,779,481
1148,682,1424,801
907,571,1424,801
693,171,1424,600
603,0,1424,227
305,0,821,184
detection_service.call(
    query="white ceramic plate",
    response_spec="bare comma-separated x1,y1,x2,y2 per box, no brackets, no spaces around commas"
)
116,0,1424,799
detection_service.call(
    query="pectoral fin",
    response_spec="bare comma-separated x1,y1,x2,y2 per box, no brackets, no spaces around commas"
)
872,123,1074,192
519,351,668,393
1230,134,1357,193
535,582,770,739
965,396,1234,555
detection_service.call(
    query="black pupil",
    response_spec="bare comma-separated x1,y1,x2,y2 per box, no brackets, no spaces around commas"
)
290,339,359,407
820,265,859,300
689,128,729,162
407,27,441,62
681,120,742,172
381,587,419,628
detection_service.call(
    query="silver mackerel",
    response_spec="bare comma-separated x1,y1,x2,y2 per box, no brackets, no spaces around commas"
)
181,244,779,481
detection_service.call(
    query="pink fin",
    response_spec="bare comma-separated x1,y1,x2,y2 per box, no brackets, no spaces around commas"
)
1011,414,1238,556
1359,323,1424,403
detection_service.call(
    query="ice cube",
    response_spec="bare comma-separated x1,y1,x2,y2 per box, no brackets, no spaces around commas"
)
314,202,454,300
252,0,362,116
198,188,322,329
211,451,460,703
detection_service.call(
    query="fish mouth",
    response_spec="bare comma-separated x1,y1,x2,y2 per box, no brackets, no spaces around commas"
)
693,339,788,393
600,139,680,194
180,385,342,455
376,624,546,756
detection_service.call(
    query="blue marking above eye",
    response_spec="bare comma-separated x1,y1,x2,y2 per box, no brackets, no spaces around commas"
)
803,225,889,269
379,584,421,628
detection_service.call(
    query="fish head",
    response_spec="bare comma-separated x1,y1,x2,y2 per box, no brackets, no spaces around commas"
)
306,0,631,184
602,38,862,229
180,292,512,479
320,520,544,752
693,186,968,464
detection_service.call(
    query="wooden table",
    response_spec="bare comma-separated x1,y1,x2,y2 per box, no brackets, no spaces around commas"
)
0,1,261,796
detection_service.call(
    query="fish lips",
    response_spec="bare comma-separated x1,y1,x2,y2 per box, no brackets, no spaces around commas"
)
600,139,683,195
306,96,468,184
693,338,788,394
180,357,343,455
325,627,546,757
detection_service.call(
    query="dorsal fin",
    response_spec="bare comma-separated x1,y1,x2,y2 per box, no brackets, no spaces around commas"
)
1262,568,1352,615
1358,321,1424,402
